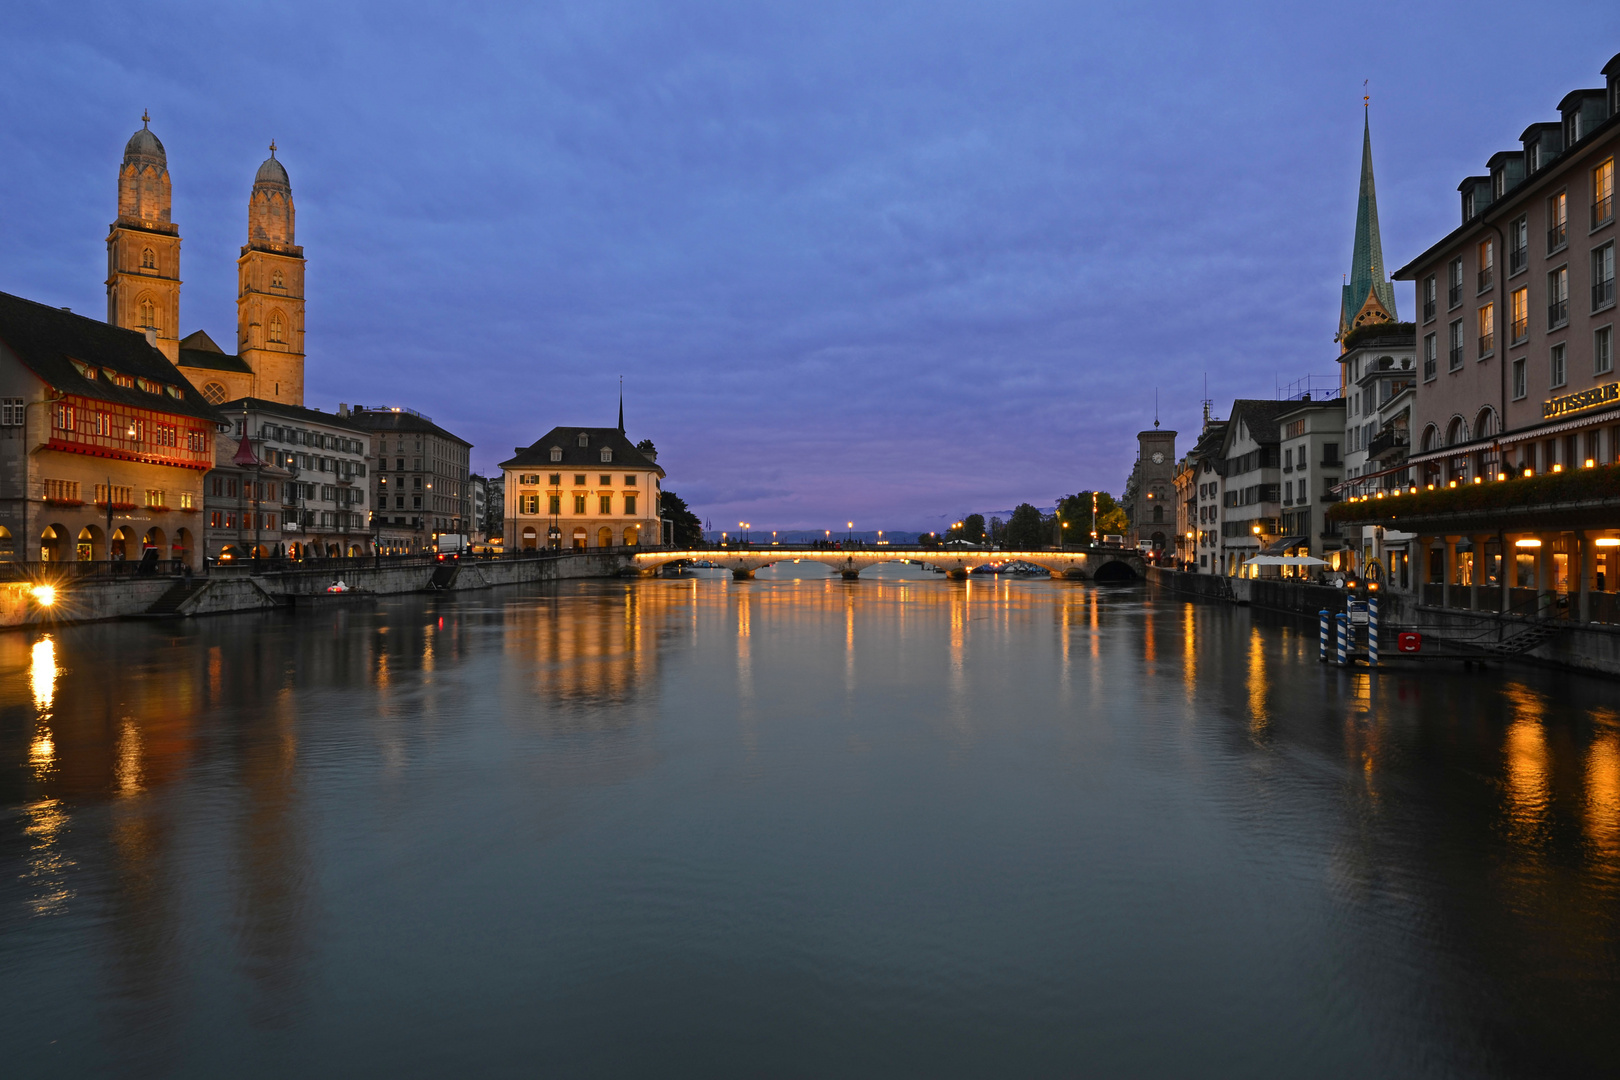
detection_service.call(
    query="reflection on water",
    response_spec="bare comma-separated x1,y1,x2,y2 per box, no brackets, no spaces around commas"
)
0,570,1618,1077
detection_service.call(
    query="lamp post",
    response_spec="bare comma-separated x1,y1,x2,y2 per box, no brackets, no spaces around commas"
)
1090,492,1098,545
847,521,854,546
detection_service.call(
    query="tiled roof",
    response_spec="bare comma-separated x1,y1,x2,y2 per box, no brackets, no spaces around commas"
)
0,289,224,425
346,406,472,447
500,426,663,475
220,397,368,434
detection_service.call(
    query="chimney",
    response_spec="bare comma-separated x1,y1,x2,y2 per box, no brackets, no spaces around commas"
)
59,307,71,313
144,328,157,348
338,403,350,417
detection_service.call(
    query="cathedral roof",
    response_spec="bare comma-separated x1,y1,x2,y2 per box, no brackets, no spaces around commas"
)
1340,113,1398,340
254,147,290,190
123,118,167,170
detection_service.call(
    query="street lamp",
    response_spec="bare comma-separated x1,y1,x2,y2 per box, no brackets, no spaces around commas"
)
847,521,854,545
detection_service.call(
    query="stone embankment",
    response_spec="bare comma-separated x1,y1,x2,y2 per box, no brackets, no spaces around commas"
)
1,550,636,628
1149,566,1620,677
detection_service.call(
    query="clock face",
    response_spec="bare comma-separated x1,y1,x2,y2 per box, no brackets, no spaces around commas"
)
1151,452,1164,464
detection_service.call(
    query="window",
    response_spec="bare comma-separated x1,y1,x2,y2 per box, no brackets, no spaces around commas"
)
52,403,73,430
141,247,155,270
548,495,561,515
413,496,422,510
138,298,156,331
625,494,637,516
519,473,539,485
0,398,22,426
548,473,560,485
1423,333,1437,380
520,495,539,514
43,479,79,502
1548,266,1569,328
1594,158,1614,229
271,269,284,288
624,474,637,486
1550,343,1567,388
1595,243,1615,311
179,492,194,510
599,474,611,485
145,489,164,508
1510,288,1528,344
1549,192,1568,251
1509,216,1528,275
1477,239,1494,292
1449,320,1464,370
1512,357,1527,400
600,447,612,463
1448,258,1464,307
1422,276,1436,322
573,474,585,485
1598,326,1614,376
550,447,562,463
598,494,612,514
577,433,589,447
1478,304,1494,357
201,381,227,404
572,494,587,514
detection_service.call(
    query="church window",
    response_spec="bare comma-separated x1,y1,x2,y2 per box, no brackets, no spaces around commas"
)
201,382,228,405
269,311,285,344
271,269,284,288
141,248,156,270
138,298,156,331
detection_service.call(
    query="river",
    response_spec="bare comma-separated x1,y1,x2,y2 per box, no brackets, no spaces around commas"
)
1,564,1617,1077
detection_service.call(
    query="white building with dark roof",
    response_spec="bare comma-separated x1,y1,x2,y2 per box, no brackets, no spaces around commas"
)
500,426,664,550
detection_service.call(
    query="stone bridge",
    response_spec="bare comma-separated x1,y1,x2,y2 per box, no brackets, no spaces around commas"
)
630,546,1147,582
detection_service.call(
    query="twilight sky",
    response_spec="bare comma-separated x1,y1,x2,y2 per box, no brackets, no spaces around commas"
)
4,2,1618,531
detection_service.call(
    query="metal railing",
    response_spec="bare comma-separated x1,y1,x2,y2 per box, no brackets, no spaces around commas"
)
1548,221,1567,251
1593,194,1614,229
1548,298,1568,327
1449,345,1464,370
0,558,188,582
1448,282,1462,307
1478,332,1494,356
1509,247,1528,275
1368,430,1409,458
1510,317,1527,344
1422,298,1436,321
1595,277,1616,310
1478,267,1494,291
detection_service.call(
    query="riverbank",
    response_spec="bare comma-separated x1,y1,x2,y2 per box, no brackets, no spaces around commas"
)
1,550,640,627
1149,565,1620,677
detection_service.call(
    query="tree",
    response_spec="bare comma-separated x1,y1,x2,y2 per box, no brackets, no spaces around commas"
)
918,532,942,547
1057,491,1127,539
989,516,1006,543
1005,503,1046,549
636,438,657,457
659,490,703,546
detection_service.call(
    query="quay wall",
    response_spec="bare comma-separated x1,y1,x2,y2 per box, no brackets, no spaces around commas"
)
1149,566,1620,678
5,551,639,628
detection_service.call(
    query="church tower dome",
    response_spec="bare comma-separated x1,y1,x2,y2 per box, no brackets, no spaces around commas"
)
107,111,182,361
238,140,305,405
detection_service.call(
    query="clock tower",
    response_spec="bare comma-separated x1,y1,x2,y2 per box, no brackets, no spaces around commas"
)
1125,426,1178,550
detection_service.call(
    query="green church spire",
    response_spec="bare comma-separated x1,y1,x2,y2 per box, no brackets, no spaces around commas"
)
1340,110,1398,341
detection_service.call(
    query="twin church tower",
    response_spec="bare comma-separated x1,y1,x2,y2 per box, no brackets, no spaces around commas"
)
106,113,305,407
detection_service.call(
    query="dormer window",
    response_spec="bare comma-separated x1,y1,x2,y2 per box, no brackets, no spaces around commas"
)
1463,189,1475,220
600,447,613,463
550,446,562,462
577,433,589,447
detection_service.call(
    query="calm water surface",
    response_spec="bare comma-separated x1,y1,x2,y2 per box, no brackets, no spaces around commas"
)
2,565,1618,1078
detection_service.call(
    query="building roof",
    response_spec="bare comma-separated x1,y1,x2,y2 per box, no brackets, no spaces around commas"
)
177,329,254,374
1223,399,1294,448
500,426,664,476
254,151,290,191
220,397,368,434
123,119,166,169
0,289,224,425
346,405,472,447
1340,113,1398,337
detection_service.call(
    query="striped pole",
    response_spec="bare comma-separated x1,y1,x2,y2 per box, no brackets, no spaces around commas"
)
1336,613,1349,666
1367,596,1379,668
1319,609,1330,661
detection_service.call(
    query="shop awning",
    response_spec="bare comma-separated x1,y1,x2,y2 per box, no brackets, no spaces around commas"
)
1261,535,1308,554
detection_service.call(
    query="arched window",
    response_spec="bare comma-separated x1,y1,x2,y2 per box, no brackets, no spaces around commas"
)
271,269,284,288
1421,424,1440,452
141,248,156,270
201,382,228,405
268,311,284,344
1446,416,1469,446
1475,407,1498,438
138,298,156,331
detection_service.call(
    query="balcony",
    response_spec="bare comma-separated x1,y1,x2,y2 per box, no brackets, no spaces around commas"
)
1368,429,1409,461
1448,283,1463,307
1548,221,1567,251
1596,278,1616,311
1478,332,1494,356
1478,267,1494,291
1510,317,1528,345
1509,247,1528,275
1548,298,1568,328
1594,194,1614,230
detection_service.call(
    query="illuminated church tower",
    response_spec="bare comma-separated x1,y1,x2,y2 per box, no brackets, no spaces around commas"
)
237,143,306,405
1338,109,1399,349
106,113,182,362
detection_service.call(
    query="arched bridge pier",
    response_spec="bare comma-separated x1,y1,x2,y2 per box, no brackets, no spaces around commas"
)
629,546,1147,582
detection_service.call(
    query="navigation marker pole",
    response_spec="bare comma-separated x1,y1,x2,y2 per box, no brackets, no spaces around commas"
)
1367,597,1379,667
1336,613,1349,667
1319,609,1330,662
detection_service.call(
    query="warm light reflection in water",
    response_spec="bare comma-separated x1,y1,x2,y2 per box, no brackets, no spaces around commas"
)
1503,683,1551,843
1247,627,1268,733
31,635,57,710
1183,604,1196,703
115,718,143,797
1587,732,1620,859
23,799,73,915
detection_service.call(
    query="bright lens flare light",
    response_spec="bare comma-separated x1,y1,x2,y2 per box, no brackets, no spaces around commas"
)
30,584,56,607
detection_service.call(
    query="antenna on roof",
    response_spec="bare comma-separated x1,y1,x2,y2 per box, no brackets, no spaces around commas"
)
1153,388,1159,429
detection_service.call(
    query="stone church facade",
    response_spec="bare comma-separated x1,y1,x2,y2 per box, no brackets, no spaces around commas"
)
106,116,307,407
